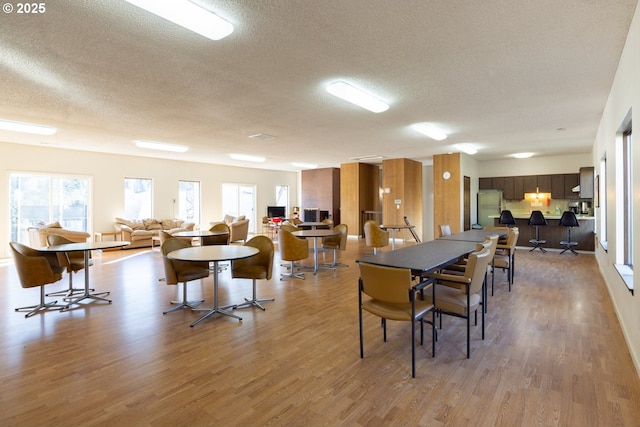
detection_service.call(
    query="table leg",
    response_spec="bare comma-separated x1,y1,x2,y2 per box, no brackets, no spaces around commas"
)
64,250,111,307
191,260,242,326
391,229,397,250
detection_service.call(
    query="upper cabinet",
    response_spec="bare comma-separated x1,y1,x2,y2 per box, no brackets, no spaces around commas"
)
537,175,552,193
580,167,594,199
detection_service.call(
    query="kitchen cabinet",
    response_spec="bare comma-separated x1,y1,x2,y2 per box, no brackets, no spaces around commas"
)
491,177,505,192
551,174,565,199
503,177,515,200
523,175,538,193
513,176,524,200
537,175,552,193
580,167,594,199
564,173,580,199
479,177,492,190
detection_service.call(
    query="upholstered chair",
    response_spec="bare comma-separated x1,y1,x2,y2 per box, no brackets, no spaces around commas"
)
428,247,491,358
203,223,231,246
278,229,309,280
45,234,94,297
493,227,519,292
359,262,435,378
231,235,275,310
160,238,209,314
439,224,452,237
322,223,348,268
364,220,389,254
9,242,68,317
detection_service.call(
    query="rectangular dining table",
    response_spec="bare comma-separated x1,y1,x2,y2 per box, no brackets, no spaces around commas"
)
438,229,506,243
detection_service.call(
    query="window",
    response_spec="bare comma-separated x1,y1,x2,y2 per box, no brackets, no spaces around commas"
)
614,112,633,294
598,156,607,250
221,183,256,232
275,185,289,215
178,180,200,225
124,178,152,219
9,172,91,244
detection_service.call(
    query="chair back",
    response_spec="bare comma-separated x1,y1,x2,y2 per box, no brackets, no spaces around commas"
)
464,248,491,296
9,242,63,288
439,224,452,237
278,229,309,262
159,230,174,245
364,220,389,248
161,238,209,285
359,262,412,304
506,227,519,248
46,233,88,271
528,210,547,226
499,210,516,226
279,224,299,233
232,235,274,280
322,224,348,250
203,223,230,245
559,211,580,227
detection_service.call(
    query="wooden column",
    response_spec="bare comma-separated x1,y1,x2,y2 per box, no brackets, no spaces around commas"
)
340,163,380,236
381,158,423,240
433,153,461,236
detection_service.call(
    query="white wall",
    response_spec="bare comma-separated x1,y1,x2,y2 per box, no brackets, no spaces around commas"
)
478,153,593,177
0,142,298,258
592,4,640,375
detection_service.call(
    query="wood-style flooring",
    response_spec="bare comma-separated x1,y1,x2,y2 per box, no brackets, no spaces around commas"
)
1,236,639,426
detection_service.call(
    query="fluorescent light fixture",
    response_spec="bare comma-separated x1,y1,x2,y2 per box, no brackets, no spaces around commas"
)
229,153,265,163
412,123,448,141
124,0,234,41
455,143,478,155
513,152,534,159
348,154,383,161
291,162,318,169
0,119,57,135
326,81,389,113
134,140,189,153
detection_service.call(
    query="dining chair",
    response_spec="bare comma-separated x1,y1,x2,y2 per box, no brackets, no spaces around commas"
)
9,242,68,318
231,235,275,310
45,234,94,297
358,262,435,378
439,224,452,237
363,220,389,254
160,238,209,314
202,223,231,246
278,229,309,280
492,227,519,293
321,223,348,268
427,247,491,358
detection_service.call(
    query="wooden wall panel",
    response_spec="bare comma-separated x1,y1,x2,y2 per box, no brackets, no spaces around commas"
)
433,153,461,236
382,158,423,240
340,162,379,236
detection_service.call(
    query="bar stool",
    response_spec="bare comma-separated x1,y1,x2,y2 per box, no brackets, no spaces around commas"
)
559,211,580,255
527,210,548,252
499,210,516,227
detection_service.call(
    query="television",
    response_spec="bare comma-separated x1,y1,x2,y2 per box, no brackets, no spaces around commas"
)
267,206,286,218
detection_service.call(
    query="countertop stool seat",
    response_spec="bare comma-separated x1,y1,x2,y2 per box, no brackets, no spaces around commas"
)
528,210,548,252
559,211,580,255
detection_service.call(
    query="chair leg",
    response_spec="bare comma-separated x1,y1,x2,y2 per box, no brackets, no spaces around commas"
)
163,282,204,314
46,270,94,297
280,260,305,280
234,279,274,310
16,286,68,318
322,248,348,268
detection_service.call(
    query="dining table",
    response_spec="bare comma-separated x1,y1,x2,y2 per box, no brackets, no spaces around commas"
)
167,245,258,326
291,228,340,274
380,224,416,250
297,221,331,230
173,229,229,246
437,228,506,243
40,240,130,307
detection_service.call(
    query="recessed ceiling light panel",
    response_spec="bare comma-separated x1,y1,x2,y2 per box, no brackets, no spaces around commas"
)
124,0,234,40
513,152,534,159
0,119,57,135
229,153,266,163
412,123,448,141
291,162,318,169
326,81,389,113
455,143,478,155
134,140,189,152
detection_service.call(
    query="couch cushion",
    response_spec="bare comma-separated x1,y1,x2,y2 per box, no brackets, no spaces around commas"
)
142,218,160,229
116,217,144,230
161,219,180,229
130,229,154,241
223,214,235,225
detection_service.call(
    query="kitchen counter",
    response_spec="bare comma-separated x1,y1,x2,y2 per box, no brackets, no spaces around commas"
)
489,213,595,251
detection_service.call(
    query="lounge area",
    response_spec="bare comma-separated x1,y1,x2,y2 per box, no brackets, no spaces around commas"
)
1,237,639,425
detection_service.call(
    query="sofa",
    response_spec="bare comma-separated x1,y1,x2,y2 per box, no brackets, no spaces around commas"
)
27,222,91,248
211,215,249,243
114,218,195,249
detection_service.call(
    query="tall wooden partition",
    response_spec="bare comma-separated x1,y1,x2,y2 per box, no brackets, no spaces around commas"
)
381,158,423,240
433,153,461,236
340,163,380,236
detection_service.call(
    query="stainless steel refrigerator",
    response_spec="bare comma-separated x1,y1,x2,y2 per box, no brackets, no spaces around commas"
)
477,191,503,227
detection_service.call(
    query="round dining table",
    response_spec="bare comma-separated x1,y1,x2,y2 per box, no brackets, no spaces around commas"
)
291,228,339,274
168,245,258,326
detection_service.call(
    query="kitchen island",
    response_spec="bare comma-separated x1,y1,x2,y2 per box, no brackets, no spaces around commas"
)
490,212,595,251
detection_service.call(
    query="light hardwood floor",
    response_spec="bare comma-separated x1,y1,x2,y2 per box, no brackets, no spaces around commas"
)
1,236,639,426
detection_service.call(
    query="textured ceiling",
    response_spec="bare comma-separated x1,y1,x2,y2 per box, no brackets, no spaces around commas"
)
0,0,637,171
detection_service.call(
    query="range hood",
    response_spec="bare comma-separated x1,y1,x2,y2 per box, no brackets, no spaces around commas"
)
572,185,580,193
